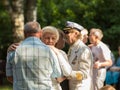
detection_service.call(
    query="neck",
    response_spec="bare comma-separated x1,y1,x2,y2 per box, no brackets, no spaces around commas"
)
25,33,41,39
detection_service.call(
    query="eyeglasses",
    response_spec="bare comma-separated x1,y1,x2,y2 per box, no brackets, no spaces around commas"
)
63,30,71,34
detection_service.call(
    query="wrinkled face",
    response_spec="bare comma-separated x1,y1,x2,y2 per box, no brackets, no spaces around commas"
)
41,32,57,46
64,30,79,45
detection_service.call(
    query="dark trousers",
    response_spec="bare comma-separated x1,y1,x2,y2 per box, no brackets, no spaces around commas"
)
60,79,69,90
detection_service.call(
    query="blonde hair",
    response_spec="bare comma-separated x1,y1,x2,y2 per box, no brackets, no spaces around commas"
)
99,85,116,90
42,26,59,42
90,28,103,40
69,28,82,39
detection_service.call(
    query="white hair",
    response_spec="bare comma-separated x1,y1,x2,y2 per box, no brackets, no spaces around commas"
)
42,26,59,42
90,28,103,40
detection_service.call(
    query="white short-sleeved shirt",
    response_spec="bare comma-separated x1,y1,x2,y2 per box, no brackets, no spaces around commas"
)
91,41,111,63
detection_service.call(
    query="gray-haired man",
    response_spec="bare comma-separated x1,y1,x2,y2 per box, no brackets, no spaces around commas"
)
6,21,61,90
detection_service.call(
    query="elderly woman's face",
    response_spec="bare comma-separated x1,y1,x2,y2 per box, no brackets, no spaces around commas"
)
42,32,57,46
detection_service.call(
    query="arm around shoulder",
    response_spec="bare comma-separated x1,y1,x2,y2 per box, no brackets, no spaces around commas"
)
7,76,13,83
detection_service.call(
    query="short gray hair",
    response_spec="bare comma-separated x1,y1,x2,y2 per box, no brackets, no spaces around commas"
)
24,21,41,34
42,26,59,42
90,28,103,40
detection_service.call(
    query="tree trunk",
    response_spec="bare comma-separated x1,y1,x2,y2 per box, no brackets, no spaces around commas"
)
24,0,37,22
3,0,24,42
3,0,37,42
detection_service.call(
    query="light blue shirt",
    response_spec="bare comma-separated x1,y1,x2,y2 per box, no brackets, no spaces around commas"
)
6,37,61,90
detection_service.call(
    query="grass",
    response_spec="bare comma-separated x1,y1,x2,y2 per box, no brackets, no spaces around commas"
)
0,77,12,90
0,85,12,90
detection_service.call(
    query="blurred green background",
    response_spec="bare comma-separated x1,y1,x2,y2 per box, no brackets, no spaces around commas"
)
0,0,120,89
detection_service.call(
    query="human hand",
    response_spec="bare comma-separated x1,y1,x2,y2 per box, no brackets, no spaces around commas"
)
56,76,66,83
7,76,13,83
88,44,94,49
7,43,19,52
93,61,101,69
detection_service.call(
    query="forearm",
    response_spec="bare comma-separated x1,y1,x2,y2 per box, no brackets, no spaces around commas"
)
94,60,112,69
56,76,66,83
100,60,112,67
7,76,13,83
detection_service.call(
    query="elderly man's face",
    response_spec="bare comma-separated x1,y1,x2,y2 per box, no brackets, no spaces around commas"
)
64,30,79,45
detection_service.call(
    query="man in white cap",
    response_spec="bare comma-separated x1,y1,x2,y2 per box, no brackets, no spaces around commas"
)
63,21,93,90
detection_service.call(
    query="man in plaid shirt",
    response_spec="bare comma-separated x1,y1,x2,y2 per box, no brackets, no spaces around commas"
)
6,21,61,90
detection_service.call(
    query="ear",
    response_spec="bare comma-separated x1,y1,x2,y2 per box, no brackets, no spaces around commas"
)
37,30,42,38
39,30,43,37
95,35,99,39
74,30,80,35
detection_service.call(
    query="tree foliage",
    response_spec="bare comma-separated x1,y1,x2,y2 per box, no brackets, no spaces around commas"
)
0,1,13,60
37,0,120,49
0,0,120,60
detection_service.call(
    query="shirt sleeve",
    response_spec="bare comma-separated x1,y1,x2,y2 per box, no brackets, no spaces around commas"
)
50,48,72,77
49,49,62,78
57,51,72,76
101,45,111,60
6,51,15,76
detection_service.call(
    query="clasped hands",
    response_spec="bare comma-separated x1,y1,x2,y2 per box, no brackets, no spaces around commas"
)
93,60,101,69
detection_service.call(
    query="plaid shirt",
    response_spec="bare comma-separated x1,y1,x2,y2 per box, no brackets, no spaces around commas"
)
6,37,61,90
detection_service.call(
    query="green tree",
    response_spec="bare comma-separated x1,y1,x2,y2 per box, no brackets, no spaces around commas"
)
0,0,37,60
0,0,120,60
